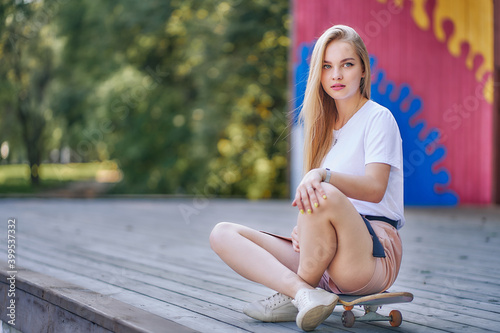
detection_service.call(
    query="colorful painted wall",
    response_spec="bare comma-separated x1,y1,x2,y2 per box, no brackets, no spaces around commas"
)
291,0,494,205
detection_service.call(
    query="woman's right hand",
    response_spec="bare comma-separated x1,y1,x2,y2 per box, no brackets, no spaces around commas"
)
291,168,327,214
291,226,300,252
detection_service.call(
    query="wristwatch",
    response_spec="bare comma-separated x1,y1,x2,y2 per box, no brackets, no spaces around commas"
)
324,168,331,183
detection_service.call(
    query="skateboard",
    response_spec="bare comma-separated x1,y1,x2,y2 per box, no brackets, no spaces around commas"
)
336,292,413,328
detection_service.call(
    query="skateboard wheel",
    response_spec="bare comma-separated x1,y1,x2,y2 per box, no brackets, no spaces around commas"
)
389,310,402,327
342,310,355,328
343,305,353,311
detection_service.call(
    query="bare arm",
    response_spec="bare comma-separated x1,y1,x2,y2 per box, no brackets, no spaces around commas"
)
327,162,390,203
292,163,391,213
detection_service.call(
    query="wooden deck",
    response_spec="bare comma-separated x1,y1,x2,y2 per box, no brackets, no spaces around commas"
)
0,198,499,332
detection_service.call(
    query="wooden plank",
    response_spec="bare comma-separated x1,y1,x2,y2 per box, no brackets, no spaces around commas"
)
14,227,490,332
0,262,199,333
1,199,500,332
9,260,247,333
0,237,410,331
21,235,432,333
23,215,500,308
25,243,442,333
13,243,300,333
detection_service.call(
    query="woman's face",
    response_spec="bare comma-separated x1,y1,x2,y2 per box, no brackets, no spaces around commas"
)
320,40,364,103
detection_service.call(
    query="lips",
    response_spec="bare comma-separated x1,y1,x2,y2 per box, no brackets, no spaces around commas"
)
331,84,345,91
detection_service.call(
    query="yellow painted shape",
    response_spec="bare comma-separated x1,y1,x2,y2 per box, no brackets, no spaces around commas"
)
377,0,404,7
411,0,429,30
433,0,493,83
483,77,494,104
375,0,493,103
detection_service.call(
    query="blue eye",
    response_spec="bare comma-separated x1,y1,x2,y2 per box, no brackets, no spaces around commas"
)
344,62,354,67
323,64,331,69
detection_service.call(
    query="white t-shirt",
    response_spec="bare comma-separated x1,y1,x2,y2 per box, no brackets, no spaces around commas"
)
321,100,405,228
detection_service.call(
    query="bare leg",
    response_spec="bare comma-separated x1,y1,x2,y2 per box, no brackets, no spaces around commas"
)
211,183,377,298
297,183,377,292
210,222,312,298
296,213,338,287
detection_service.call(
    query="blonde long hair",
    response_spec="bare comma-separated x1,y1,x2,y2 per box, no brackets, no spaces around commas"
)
300,25,371,173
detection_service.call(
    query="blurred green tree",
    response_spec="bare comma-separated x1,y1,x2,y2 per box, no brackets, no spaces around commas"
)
0,0,60,184
207,0,290,199
1,0,291,198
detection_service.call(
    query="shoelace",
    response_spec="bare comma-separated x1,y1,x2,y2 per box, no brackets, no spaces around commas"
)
265,293,290,308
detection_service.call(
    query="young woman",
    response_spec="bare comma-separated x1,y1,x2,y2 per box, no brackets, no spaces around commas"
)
210,25,404,332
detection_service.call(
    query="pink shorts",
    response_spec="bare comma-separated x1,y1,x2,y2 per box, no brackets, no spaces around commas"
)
318,220,403,295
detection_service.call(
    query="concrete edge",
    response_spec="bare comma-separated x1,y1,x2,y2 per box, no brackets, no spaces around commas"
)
0,262,199,333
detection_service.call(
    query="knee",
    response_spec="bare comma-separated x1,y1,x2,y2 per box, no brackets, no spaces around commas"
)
297,184,346,229
322,183,346,209
209,222,235,254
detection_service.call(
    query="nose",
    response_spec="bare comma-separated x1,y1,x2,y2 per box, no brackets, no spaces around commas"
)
331,67,342,80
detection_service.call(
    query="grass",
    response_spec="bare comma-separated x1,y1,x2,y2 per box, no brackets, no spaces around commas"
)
0,161,122,194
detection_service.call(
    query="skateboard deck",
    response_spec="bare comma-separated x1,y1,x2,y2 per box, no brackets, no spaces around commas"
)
335,292,413,327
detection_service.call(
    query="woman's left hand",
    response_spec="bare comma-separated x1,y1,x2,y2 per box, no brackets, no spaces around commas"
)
292,168,327,214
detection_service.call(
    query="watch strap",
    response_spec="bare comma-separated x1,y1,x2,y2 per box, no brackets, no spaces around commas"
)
324,168,331,183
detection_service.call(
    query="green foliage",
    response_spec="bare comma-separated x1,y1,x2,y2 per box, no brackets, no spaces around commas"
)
0,161,120,194
0,0,291,198
208,0,290,199
0,0,58,184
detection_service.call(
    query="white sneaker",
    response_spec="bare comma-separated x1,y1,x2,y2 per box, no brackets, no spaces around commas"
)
243,292,298,322
292,288,338,331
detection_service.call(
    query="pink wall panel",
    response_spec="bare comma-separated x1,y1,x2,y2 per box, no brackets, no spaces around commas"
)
292,0,493,204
